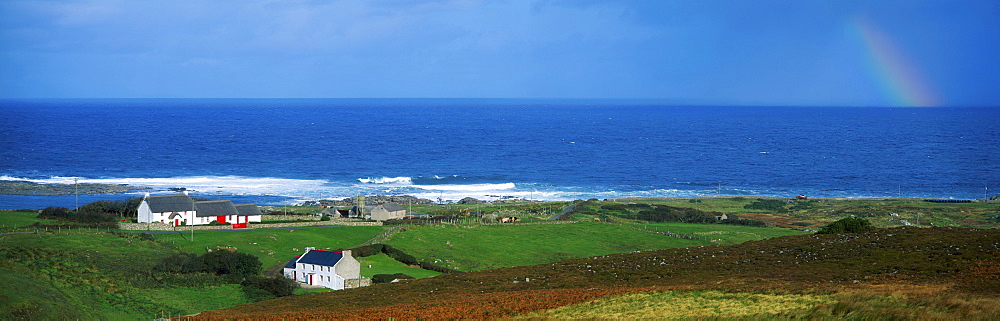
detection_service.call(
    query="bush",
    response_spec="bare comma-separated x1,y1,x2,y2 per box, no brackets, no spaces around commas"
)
725,218,768,227
155,253,205,273
202,250,262,278
600,204,629,212
347,244,385,257
383,244,418,265
156,251,261,279
372,273,414,283
818,217,876,234
38,207,71,219
241,276,297,301
320,215,331,221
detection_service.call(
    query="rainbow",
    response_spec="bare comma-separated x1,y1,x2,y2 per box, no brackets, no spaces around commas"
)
852,16,940,107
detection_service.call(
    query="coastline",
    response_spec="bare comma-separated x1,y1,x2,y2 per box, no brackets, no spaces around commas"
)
0,180,150,196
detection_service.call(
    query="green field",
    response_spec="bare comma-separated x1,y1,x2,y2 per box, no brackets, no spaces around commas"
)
629,222,808,245
384,221,808,272
387,222,684,271
0,210,55,229
357,253,444,279
0,231,249,319
148,226,384,268
4,197,994,319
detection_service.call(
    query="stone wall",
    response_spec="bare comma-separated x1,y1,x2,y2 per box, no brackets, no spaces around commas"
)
118,222,175,231
261,214,321,221
118,220,381,231
344,278,371,289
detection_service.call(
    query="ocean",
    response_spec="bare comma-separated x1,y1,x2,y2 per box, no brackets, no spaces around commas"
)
1,98,998,209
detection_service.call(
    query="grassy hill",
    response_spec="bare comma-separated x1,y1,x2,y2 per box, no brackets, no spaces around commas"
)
148,226,384,268
600,197,1000,229
384,222,805,271
190,226,1000,320
0,231,253,320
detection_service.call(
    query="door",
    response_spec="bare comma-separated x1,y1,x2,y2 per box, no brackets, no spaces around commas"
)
174,219,179,226
217,216,226,224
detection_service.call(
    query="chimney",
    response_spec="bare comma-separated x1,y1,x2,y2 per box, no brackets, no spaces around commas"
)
342,250,352,258
144,192,150,198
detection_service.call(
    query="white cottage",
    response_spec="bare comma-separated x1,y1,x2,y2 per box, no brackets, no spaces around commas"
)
137,194,196,226
282,249,361,290
136,194,262,226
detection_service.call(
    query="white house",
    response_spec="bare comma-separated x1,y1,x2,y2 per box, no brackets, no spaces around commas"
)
137,194,196,226
235,204,263,223
282,248,362,290
136,194,262,226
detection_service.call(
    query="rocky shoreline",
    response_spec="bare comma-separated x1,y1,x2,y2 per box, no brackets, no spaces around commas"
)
0,180,150,196
302,195,435,207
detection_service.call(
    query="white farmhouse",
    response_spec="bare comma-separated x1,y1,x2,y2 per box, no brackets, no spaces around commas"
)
137,194,196,226
136,194,262,226
234,204,263,223
282,248,362,290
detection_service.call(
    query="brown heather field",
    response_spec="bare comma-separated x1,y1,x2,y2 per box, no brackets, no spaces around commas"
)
188,226,999,320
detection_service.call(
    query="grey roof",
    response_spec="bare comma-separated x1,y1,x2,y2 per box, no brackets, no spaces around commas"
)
145,194,195,213
193,200,239,217
379,203,405,212
234,204,263,216
296,250,343,266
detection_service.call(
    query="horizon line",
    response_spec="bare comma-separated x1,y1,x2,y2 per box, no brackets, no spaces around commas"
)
0,97,994,108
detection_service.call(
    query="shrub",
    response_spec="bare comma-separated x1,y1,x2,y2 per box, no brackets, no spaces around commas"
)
372,273,414,283
725,218,768,227
202,250,262,278
383,245,418,265
346,244,385,257
241,276,297,301
37,207,71,219
155,251,262,279
600,204,628,212
155,253,206,273
320,215,331,221
817,217,876,234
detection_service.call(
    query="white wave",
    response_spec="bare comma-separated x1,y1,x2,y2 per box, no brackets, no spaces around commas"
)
357,176,413,184
412,182,516,192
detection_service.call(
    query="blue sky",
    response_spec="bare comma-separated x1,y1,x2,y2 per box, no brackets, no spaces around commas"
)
1,0,997,106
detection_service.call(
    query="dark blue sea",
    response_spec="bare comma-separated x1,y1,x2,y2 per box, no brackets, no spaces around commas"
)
1,99,998,209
